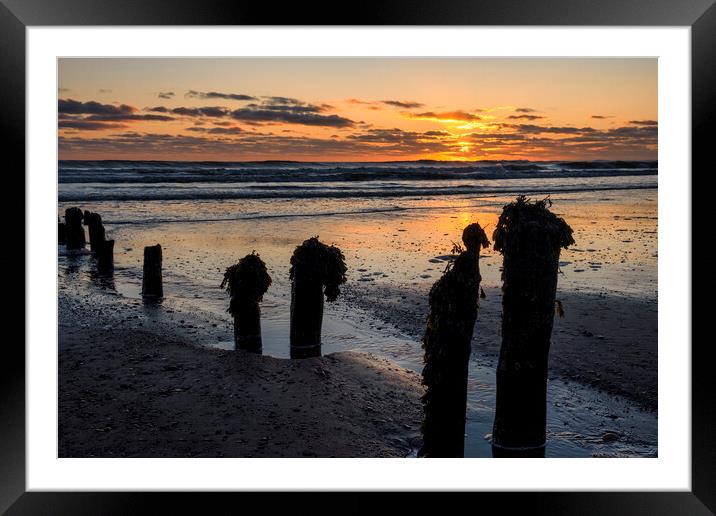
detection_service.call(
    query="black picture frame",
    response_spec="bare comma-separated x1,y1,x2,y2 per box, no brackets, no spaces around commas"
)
2,1,713,513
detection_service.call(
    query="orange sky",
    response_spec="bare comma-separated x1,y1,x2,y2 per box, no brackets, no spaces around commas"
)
58,58,657,162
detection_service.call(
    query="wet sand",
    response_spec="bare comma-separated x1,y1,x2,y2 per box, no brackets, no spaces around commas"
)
58,188,657,457
343,284,657,412
58,287,423,458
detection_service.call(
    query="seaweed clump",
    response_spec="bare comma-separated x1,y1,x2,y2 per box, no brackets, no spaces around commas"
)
221,252,272,314
221,252,272,353
289,236,347,302
492,195,574,257
420,222,489,457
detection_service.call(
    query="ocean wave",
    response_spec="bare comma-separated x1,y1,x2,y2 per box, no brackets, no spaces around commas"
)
58,160,658,184
58,182,657,203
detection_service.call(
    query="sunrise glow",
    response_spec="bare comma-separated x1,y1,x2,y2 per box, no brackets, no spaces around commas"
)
58,58,657,162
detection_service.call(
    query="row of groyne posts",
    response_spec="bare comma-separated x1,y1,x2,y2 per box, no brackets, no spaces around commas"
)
59,195,574,458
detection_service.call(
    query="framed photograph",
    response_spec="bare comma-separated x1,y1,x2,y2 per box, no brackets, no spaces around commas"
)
3,0,713,513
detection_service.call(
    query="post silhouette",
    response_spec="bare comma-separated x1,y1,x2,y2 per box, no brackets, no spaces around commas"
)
64,207,86,250
58,218,66,245
289,237,347,359
491,196,574,458
142,244,163,299
419,223,489,458
96,239,114,273
84,211,105,252
221,252,272,353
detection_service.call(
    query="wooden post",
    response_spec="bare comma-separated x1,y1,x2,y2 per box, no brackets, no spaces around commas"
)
96,239,114,273
289,276,324,358
491,196,574,458
221,253,272,353
142,244,163,299
64,207,86,250
419,223,489,458
58,220,67,245
289,237,347,359
84,212,105,252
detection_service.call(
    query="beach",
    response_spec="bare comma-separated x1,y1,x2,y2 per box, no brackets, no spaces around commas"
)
59,282,423,458
58,160,658,458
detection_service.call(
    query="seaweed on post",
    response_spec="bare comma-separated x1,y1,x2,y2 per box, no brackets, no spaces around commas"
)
221,252,272,353
491,195,574,457
419,222,489,458
289,237,347,359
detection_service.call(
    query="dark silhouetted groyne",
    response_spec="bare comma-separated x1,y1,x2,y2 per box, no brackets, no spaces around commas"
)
58,218,66,245
142,244,163,299
491,196,574,458
221,252,272,353
419,223,489,458
83,211,106,252
96,239,114,273
289,237,347,359
64,207,86,250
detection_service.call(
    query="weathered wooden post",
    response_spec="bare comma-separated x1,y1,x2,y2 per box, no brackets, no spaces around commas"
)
221,252,272,353
142,244,163,299
84,211,106,252
419,223,489,458
491,196,574,458
96,239,114,273
289,237,347,359
58,218,66,245
64,207,86,250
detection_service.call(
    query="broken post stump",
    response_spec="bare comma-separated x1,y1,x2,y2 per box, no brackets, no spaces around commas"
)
289,237,347,359
491,196,574,458
84,211,105,252
64,207,86,250
142,244,163,299
96,239,114,273
221,252,272,353
58,219,66,245
419,223,489,458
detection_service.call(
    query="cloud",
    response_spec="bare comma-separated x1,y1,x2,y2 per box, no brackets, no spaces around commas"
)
59,117,657,160
186,126,244,135
229,98,354,127
628,120,658,126
346,98,425,110
230,108,355,127
59,120,129,130
59,98,136,115
186,90,256,101
411,110,482,122
500,123,596,135
171,106,230,118
507,115,545,121
462,121,657,159
381,100,425,109
58,99,177,131
85,113,175,122
515,107,537,113
591,115,612,119
158,91,175,99
147,97,354,127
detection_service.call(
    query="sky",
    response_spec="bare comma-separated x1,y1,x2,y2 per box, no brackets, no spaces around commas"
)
58,58,657,162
